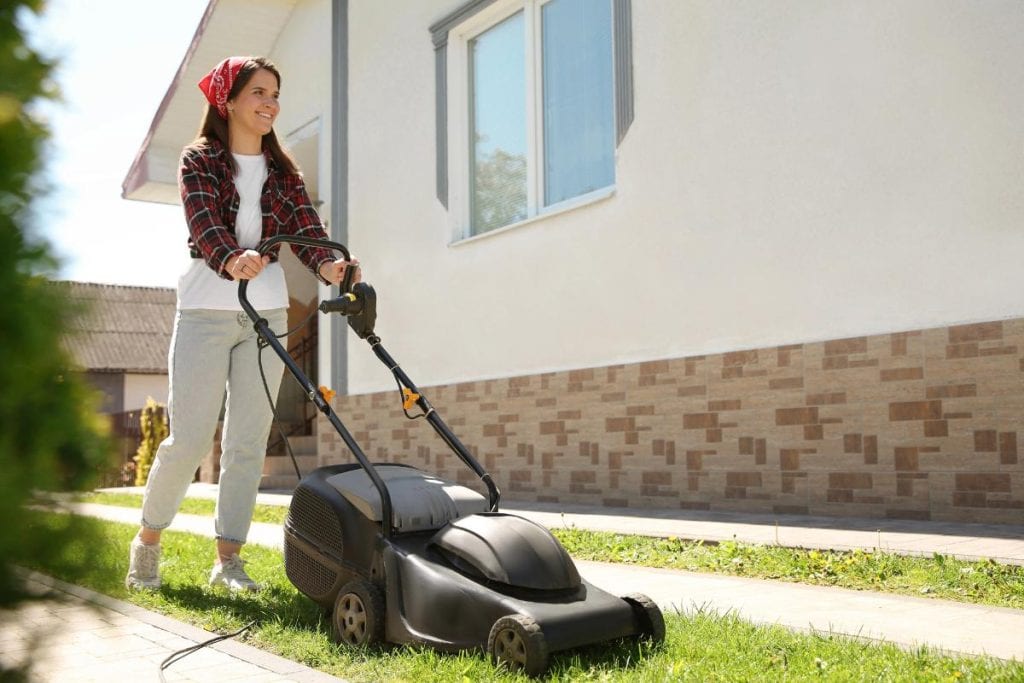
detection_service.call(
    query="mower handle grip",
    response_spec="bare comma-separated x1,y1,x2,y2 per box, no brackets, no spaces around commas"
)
238,235,353,311
254,234,350,261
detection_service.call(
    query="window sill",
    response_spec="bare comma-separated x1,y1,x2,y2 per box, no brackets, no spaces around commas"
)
449,185,616,247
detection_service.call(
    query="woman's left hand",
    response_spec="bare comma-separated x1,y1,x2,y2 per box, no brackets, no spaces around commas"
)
319,258,361,286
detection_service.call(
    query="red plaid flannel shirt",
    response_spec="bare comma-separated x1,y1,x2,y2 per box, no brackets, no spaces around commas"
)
178,140,335,281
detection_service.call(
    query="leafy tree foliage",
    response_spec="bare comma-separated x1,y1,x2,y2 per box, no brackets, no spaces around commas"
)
0,0,110,653
472,147,527,234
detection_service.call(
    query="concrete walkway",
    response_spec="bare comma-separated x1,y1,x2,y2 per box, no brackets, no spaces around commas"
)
11,486,1024,681
190,483,1024,565
1,569,341,682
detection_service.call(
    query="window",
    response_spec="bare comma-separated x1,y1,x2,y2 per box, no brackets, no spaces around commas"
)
469,11,528,232
539,0,615,206
432,0,633,239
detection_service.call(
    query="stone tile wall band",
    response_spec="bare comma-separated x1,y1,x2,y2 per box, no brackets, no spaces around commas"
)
318,319,1023,524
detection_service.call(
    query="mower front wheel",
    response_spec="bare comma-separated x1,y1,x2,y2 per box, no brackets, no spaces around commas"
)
623,592,666,644
487,614,549,677
332,579,385,647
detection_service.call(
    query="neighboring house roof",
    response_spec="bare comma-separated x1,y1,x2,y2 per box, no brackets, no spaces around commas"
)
58,281,176,374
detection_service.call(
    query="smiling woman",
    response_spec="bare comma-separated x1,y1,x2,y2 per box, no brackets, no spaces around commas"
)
122,55,360,596
228,69,280,145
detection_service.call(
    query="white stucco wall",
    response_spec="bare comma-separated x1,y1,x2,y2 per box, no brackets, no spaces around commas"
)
272,0,332,141
123,374,169,412
269,0,337,383
343,0,1024,394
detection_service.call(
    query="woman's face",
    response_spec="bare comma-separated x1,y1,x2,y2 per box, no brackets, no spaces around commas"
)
228,68,280,140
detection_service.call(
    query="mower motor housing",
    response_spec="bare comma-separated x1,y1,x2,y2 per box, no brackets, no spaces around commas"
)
284,463,651,655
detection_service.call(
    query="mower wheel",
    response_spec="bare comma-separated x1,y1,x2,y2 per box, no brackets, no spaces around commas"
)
487,614,549,677
623,593,666,644
332,579,385,647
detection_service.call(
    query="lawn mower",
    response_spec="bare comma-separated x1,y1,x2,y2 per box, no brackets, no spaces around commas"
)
240,236,665,677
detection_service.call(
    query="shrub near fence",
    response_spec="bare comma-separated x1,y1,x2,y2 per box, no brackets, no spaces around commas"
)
102,403,168,488
133,398,168,485
102,409,144,488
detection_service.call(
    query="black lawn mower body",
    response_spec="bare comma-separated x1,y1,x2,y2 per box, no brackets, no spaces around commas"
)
241,237,664,676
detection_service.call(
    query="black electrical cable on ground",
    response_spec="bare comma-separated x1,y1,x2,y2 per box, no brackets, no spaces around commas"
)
158,620,258,682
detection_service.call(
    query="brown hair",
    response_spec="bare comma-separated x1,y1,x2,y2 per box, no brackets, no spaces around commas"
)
191,56,299,176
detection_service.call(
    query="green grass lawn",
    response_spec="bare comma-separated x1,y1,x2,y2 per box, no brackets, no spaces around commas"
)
71,491,1024,609
22,510,1024,682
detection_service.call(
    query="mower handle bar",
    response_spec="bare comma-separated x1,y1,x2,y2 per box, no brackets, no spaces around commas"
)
237,235,394,534
237,235,500,538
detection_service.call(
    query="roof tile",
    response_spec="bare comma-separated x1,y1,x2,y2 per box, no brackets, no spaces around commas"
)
56,281,176,374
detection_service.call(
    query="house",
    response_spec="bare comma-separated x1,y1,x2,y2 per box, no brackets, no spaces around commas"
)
124,0,1024,523
59,281,176,486
59,281,175,413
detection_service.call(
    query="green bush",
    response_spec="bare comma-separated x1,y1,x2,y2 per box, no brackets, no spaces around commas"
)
0,2,111,678
133,398,167,486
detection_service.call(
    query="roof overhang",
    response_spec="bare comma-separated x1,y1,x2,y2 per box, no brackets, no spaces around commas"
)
121,0,298,205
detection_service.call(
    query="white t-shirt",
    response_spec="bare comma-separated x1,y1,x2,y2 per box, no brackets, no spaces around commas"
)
177,152,288,311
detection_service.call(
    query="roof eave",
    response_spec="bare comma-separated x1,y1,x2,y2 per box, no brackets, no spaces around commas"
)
122,0,299,206
121,0,218,206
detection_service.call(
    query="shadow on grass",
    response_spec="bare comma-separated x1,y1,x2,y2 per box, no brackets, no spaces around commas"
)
158,581,324,632
368,631,662,681
550,635,663,674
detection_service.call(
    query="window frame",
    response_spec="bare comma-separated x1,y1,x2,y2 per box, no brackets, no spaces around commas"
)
431,0,633,241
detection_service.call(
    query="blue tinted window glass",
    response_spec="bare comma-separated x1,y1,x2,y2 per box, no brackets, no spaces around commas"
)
542,0,614,206
469,12,527,234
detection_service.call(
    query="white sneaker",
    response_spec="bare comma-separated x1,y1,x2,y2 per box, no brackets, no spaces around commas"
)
125,537,161,590
209,554,260,592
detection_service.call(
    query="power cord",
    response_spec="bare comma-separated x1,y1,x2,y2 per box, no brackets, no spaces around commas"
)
251,308,321,482
258,338,304,481
278,305,318,339
393,372,426,420
159,619,258,681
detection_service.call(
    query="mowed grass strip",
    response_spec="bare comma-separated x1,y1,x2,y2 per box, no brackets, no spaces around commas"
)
71,491,1024,609
22,510,1024,683
72,490,289,525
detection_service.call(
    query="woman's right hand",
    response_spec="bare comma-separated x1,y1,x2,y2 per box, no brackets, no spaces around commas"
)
227,249,271,280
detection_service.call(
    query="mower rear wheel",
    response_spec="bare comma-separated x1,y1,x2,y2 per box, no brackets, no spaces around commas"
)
332,579,385,647
487,614,548,677
623,593,666,644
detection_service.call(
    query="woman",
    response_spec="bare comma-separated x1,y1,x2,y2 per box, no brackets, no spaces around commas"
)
125,56,357,592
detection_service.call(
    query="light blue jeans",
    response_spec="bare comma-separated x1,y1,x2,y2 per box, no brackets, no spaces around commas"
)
141,308,288,544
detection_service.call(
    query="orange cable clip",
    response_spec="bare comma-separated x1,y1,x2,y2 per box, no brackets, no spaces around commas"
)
402,387,421,410
319,385,337,402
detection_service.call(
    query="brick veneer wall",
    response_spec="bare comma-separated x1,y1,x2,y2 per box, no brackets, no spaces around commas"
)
319,319,1023,524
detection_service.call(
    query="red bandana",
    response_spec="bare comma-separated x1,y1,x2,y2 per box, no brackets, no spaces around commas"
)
197,56,249,119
